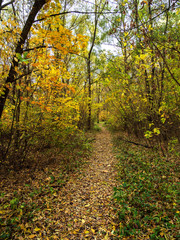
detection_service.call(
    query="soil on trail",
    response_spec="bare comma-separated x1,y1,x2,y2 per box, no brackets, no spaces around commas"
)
50,126,118,239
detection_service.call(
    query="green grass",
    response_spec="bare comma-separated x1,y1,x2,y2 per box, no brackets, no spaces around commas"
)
113,137,179,239
93,123,102,132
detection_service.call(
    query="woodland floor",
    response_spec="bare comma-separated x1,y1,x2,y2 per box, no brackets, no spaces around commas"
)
0,125,119,240
1,126,179,239
47,125,118,239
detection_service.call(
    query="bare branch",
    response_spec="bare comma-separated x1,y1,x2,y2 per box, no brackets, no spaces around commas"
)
34,11,123,23
23,45,47,52
14,70,36,82
0,0,15,10
152,42,180,86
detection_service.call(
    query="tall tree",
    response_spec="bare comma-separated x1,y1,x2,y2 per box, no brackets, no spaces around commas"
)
86,0,107,129
0,0,47,119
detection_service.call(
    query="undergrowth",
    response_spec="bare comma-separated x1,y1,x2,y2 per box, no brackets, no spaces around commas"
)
0,133,92,239
113,136,179,240
0,172,66,239
93,123,102,132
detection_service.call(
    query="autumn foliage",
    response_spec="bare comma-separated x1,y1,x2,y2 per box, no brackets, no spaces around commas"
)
0,0,89,166
0,0,179,239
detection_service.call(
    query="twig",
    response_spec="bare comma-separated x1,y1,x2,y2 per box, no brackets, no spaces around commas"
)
118,137,153,149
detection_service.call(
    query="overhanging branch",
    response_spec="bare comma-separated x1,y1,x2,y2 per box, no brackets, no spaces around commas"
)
0,0,14,10
34,10,123,23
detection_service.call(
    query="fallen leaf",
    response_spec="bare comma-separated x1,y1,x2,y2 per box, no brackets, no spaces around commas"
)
34,227,41,232
29,235,36,239
102,170,109,173
91,228,95,234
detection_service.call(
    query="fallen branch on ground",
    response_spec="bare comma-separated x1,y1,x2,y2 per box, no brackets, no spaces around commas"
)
118,137,153,149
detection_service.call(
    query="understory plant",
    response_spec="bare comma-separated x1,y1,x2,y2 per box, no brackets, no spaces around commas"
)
113,137,179,239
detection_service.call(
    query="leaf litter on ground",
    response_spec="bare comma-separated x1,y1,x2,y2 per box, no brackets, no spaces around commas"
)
0,125,119,239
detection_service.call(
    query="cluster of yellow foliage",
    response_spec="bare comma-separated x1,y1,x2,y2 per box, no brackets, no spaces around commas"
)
0,0,89,150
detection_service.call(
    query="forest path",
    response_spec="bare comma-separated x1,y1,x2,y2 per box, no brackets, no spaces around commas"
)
50,125,118,239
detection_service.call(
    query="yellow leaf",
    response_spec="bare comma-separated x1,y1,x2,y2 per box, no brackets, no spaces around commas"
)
34,227,41,231
29,235,36,239
16,84,21,90
111,221,117,226
0,210,8,214
91,228,95,234
14,57,18,62
104,232,109,239
73,229,80,234
51,236,59,239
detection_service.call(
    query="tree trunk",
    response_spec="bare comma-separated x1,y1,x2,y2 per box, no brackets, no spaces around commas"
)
87,3,98,130
87,58,91,129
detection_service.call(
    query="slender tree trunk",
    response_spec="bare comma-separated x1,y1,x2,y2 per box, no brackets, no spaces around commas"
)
87,58,92,129
158,0,170,108
87,3,98,130
97,81,101,123
0,0,2,11
15,81,21,149
148,0,156,108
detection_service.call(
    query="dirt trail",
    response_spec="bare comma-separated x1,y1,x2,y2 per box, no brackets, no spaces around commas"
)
49,126,118,239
